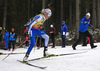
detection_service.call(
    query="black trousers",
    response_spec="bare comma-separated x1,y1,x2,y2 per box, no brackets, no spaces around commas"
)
37,37,40,47
51,34,55,47
41,38,44,47
8,41,15,49
73,31,94,48
25,41,29,46
83,35,87,46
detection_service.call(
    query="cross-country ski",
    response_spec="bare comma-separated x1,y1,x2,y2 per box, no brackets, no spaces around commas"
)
17,60,47,69
28,51,87,62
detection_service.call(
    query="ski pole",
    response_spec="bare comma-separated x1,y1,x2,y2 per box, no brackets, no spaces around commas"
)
2,40,26,61
2,50,14,61
18,40,26,48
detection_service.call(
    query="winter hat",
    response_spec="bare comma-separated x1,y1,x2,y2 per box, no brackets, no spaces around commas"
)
86,13,91,17
62,21,65,23
12,28,14,30
50,25,53,27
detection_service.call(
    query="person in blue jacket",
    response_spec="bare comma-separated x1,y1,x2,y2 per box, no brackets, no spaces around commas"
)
4,31,9,50
72,13,97,50
61,21,68,48
8,28,17,51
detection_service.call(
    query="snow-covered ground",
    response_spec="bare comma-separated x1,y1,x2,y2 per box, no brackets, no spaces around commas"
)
0,43,100,71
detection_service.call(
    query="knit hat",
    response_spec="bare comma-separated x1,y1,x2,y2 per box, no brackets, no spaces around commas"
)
86,13,91,17
62,21,65,23
12,28,14,30
50,25,53,27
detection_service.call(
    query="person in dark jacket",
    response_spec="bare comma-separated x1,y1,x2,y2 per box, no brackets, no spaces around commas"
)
8,28,17,51
61,21,68,48
50,25,55,48
72,13,97,50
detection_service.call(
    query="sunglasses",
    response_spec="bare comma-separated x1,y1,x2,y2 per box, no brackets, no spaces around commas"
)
48,14,51,17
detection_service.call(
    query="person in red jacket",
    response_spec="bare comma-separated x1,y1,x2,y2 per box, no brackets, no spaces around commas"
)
50,25,55,48
24,27,28,37
24,27,29,46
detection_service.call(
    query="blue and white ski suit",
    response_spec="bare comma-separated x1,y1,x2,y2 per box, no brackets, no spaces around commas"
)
27,14,49,54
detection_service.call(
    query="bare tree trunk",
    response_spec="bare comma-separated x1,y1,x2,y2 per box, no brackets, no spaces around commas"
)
2,0,7,39
69,0,72,29
31,0,34,16
92,0,97,28
28,0,30,20
61,0,63,24
97,0,100,27
86,0,89,13
42,0,45,28
42,0,45,9
75,0,80,39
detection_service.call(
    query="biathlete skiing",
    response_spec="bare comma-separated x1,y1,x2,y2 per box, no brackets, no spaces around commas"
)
23,8,52,62
72,13,97,50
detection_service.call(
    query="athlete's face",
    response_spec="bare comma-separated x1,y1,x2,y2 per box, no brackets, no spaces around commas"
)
86,15,90,19
51,27,53,28
62,23,64,25
12,29,14,32
44,14,51,19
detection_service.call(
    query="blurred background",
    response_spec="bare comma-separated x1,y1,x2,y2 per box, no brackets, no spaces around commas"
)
0,0,100,46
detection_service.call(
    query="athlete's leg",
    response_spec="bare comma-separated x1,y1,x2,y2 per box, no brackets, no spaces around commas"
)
35,29,51,57
23,29,36,62
72,32,84,50
26,36,36,54
8,41,11,50
41,34,49,56
41,34,49,47
12,41,15,50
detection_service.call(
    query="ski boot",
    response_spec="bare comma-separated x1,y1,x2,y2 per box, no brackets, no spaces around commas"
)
72,46,76,50
91,45,97,49
12,49,14,51
23,53,29,62
62,45,65,48
8,49,10,51
44,47,53,57
51,46,55,48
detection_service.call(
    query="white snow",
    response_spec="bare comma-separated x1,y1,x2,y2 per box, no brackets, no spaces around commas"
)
0,43,100,71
